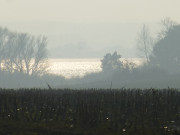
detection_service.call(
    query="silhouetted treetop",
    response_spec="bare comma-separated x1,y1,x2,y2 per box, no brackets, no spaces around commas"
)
101,51,123,72
150,25,180,73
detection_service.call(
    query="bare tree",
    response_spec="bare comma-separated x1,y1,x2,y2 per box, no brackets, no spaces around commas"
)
158,17,177,39
31,36,48,75
1,28,48,75
136,24,153,64
0,27,9,70
3,32,18,72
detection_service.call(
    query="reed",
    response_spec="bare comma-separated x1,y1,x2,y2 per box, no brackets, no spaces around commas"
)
0,88,179,135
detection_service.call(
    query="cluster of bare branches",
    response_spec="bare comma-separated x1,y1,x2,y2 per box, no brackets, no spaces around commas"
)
136,17,177,65
0,27,48,75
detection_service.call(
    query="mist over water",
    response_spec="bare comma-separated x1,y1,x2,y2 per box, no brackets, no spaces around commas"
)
1,18,180,89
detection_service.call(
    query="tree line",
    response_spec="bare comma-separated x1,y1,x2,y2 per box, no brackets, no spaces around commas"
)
101,18,180,75
0,18,180,88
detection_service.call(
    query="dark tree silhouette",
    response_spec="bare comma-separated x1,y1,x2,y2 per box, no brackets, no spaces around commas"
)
150,25,180,73
158,17,177,40
101,51,123,72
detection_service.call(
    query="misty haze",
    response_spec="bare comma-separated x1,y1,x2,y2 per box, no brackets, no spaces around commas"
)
0,20,179,89
0,0,180,135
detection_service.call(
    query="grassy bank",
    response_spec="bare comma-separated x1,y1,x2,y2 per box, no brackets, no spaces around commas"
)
0,88,179,135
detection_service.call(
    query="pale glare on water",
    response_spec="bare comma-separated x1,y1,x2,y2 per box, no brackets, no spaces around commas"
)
48,58,144,79
48,59,102,79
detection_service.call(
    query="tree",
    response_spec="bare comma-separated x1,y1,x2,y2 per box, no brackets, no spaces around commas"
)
158,17,177,40
31,36,48,75
101,51,123,72
150,25,180,73
0,27,9,71
0,27,48,75
136,24,153,64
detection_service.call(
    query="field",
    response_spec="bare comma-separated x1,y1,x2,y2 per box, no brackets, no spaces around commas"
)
0,88,179,135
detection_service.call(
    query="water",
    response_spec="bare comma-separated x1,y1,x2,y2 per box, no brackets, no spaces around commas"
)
48,58,144,79
48,58,102,79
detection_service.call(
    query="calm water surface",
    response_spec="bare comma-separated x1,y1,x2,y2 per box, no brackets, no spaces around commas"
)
48,58,144,79
48,59,102,79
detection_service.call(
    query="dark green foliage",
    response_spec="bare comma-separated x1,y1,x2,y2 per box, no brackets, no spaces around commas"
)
0,88,179,135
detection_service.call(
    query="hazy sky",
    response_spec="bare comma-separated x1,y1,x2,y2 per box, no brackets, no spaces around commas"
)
1,0,180,23
0,0,180,58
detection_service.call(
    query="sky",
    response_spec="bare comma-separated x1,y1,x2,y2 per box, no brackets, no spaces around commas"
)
1,0,180,23
0,0,180,58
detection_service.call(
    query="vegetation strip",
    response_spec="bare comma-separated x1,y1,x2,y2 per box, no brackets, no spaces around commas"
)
0,89,179,135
